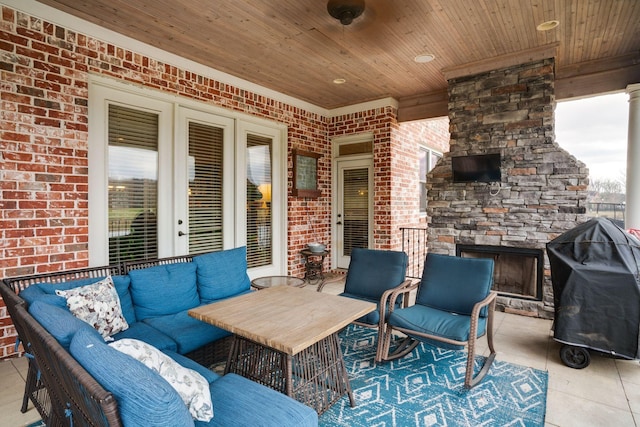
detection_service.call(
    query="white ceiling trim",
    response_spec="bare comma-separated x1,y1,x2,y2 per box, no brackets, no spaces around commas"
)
328,97,399,118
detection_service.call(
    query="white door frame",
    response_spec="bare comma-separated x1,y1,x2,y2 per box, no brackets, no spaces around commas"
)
331,134,374,270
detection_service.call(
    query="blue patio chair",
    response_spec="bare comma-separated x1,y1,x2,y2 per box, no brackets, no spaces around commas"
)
379,253,497,388
331,248,413,361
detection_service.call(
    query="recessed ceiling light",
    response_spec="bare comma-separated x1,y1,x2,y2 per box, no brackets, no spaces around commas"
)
537,20,559,31
333,78,346,84
414,53,435,63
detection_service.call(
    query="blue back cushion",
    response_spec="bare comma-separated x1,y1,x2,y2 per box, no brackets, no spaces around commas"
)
128,262,199,320
416,253,494,315
70,327,194,427
20,277,107,308
344,248,408,300
194,247,251,303
111,275,136,324
20,275,137,324
28,301,90,349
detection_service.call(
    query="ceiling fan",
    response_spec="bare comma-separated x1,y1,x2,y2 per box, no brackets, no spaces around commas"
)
326,0,366,26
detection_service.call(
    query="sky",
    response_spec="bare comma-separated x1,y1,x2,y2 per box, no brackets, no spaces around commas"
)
555,92,629,184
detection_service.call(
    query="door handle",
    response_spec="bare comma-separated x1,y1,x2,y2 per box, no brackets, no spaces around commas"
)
178,231,187,236
336,221,342,225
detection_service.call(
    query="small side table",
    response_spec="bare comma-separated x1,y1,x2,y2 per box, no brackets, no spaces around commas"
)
300,249,329,284
251,275,305,290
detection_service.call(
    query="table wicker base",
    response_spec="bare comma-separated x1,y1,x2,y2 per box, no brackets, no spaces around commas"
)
225,333,354,414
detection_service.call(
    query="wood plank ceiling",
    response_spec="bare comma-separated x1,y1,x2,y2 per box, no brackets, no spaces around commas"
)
35,0,640,120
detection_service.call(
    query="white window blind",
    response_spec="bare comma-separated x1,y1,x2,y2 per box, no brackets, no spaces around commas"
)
246,134,272,268
107,105,159,263
343,168,369,256
188,122,224,254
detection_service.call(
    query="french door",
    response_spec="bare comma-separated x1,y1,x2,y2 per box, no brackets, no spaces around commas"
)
334,158,373,269
174,107,235,256
89,78,285,275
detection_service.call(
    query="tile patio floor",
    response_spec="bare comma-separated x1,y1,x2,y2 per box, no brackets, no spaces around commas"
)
1,278,639,426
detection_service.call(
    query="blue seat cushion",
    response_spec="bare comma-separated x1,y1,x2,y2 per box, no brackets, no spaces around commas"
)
194,247,251,303
203,289,252,305
196,373,318,427
338,292,403,326
162,350,220,384
416,254,494,316
112,321,178,352
70,327,194,427
388,305,487,348
28,300,92,349
128,262,200,320
143,311,231,354
343,248,408,301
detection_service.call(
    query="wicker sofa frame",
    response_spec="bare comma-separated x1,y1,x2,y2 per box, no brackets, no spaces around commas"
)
13,302,122,426
2,254,233,423
2,265,121,421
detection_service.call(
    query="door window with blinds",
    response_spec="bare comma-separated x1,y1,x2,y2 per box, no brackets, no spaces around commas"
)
246,135,272,268
107,105,159,264
89,78,286,275
187,122,224,254
342,168,370,256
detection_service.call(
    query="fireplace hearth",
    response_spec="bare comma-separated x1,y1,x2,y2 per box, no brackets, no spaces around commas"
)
456,245,543,301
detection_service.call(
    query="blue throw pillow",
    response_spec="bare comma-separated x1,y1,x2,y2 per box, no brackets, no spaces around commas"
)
70,327,194,427
28,300,90,349
128,263,199,320
194,247,251,303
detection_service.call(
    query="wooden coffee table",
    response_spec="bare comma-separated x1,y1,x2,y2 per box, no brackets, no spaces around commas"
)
189,286,375,414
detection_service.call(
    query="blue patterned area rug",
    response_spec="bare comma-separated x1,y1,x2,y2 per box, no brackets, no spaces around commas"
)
320,325,548,427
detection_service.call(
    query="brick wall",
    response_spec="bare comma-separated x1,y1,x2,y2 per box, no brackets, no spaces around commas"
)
0,5,449,357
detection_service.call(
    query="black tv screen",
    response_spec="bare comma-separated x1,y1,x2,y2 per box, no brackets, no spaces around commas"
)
452,153,501,183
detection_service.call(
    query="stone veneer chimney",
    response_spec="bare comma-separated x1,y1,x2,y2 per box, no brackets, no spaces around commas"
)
426,58,589,318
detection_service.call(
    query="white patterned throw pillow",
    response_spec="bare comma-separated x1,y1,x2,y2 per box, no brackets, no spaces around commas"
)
56,276,129,340
109,338,214,422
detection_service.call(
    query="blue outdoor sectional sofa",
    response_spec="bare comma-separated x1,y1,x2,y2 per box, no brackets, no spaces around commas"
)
1,247,318,427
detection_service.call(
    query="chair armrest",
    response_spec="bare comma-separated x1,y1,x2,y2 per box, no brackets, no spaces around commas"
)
381,279,419,316
470,291,497,320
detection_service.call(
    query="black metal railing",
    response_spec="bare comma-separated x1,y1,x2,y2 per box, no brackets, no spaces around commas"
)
588,202,625,223
400,227,428,279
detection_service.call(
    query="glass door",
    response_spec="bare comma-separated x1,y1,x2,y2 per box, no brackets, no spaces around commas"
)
175,107,235,256
335,158,373,269
237,120,286,278
107,104,160,264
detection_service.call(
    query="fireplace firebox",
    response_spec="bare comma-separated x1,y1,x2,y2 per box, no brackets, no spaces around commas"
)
456,245,543,301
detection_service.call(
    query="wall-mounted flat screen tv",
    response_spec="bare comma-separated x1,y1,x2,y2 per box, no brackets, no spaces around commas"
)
452,153,501,183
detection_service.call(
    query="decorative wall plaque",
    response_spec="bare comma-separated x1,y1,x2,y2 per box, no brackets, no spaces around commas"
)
292,149,321,198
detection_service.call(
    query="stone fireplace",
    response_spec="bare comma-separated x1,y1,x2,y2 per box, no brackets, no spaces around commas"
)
426,58,589,319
